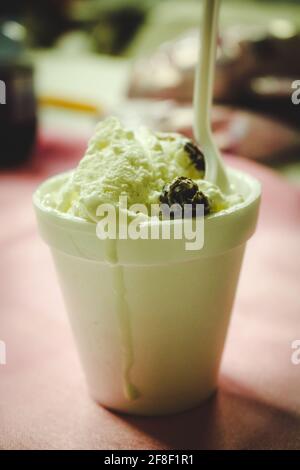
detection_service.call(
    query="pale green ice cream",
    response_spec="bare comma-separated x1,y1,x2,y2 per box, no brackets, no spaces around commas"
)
45,117,242,222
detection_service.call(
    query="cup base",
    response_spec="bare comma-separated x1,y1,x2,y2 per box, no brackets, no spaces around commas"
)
92,387,217,417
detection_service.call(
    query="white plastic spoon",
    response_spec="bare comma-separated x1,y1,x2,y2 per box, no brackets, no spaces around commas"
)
193,0,231,193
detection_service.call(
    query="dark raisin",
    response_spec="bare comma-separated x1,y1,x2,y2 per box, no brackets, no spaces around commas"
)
159,176,210,217
184,141,205,172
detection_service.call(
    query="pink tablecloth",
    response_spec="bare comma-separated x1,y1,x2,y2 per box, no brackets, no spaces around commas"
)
0,137,300,450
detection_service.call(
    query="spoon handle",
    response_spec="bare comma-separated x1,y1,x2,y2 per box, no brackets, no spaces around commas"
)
193,0,231,193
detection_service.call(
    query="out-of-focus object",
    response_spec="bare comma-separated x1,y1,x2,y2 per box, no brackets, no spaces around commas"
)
128,21,300,127
214,109,300,164
0,20,37,168
112,99,300,164
38,95,101,116
68,0,146,55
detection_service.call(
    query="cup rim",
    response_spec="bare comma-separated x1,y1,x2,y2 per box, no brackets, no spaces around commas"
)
33,166,261,232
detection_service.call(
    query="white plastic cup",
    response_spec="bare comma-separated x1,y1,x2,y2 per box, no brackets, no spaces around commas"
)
33,167,261,416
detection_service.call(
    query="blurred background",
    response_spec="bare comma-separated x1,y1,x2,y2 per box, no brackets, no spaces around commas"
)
0,0,300,181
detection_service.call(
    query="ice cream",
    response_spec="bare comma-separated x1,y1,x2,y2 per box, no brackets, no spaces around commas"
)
33,0,261,415
35,116,247,405
42,117,243,222
34,161,260,414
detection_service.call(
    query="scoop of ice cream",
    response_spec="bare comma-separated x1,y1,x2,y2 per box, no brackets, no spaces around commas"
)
46,117,242,221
